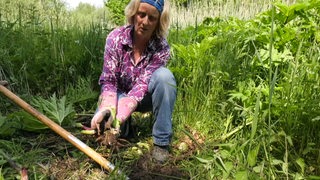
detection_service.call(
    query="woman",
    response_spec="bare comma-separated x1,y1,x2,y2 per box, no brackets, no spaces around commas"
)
90,0,176,163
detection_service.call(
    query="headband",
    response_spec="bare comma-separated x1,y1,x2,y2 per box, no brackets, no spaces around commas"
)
140,0,164,13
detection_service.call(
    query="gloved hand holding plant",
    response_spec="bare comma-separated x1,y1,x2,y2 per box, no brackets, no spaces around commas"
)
116,97,138,124
90,91,117,135
90,92,138,140
107,96,138,136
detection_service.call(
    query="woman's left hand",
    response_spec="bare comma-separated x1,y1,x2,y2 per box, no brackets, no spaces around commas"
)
116,97,138,123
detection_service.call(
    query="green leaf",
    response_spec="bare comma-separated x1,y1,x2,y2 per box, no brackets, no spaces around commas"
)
312,116,320,122
235,170,248,180
215,155,228,172
248,143,260,167
8,94,74,132
223,161,233,178
32,94,75,126
251,88,261,140
253,164,264,173
272,159,284,165
14,111,48,131
0,159,7,166
195,156,214,164
308,176,320,180
0,115,18,136
286,136,293,146
295,158,305,174
229,92,248,101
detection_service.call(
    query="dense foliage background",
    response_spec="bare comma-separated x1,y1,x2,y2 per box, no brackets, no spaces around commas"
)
0,0,319,179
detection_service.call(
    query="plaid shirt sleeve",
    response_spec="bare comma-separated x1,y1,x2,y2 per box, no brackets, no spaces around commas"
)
99,29,120,94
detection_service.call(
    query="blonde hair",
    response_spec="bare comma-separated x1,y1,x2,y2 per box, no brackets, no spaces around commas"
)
125,0,170,38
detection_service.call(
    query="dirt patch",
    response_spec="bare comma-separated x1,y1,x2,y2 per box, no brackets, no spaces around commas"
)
46,157,85,179
41,156,108,180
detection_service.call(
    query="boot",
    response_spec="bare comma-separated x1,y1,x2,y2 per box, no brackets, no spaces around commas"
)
152,145,169,163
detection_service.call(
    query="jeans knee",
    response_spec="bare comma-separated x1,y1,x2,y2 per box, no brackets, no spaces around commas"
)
151,67,176,87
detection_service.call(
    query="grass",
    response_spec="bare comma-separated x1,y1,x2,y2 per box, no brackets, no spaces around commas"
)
170,0,296,28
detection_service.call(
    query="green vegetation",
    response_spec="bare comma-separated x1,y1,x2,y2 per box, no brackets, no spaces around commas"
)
0,0,319,179
105,0,130,26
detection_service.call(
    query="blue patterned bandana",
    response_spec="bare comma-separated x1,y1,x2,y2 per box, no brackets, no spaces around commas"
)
140,0,164,13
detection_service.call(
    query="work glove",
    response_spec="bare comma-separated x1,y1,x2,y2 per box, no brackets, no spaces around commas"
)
116,97,138,124
90,91,117,135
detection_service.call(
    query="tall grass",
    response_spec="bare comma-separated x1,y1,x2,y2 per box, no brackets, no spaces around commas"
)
171,0,296,27
0,24,106,96
0,0,108,120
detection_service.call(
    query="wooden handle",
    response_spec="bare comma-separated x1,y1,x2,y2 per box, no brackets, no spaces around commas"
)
0,85,127,178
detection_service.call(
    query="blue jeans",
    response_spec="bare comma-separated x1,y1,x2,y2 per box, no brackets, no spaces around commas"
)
119,67,177,146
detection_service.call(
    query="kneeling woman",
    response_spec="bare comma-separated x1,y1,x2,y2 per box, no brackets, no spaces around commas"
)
90,0,176,163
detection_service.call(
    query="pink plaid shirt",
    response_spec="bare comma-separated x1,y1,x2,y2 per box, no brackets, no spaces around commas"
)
99,25,170,102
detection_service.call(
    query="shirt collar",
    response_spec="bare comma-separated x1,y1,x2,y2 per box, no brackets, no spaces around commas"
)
121,25,133,47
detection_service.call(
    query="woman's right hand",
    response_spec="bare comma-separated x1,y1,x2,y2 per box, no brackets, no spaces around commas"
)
90,108,114,135
91,91,117,134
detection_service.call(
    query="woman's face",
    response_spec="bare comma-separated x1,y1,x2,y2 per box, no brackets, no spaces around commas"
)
133,3,160,40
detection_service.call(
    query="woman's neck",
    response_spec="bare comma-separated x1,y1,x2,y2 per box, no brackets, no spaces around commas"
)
132,34,150,64
133,43,145,65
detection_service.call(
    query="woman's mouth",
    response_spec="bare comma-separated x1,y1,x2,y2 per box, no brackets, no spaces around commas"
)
139,26,148,32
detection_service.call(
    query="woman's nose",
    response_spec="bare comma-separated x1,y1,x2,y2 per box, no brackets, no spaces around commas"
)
142,16,149,25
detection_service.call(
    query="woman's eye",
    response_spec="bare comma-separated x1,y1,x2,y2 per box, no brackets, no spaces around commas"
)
149,16,156,22
137,12,146,18
136,12,158,22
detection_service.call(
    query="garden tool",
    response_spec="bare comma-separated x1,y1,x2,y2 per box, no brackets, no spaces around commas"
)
0,81,129,179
